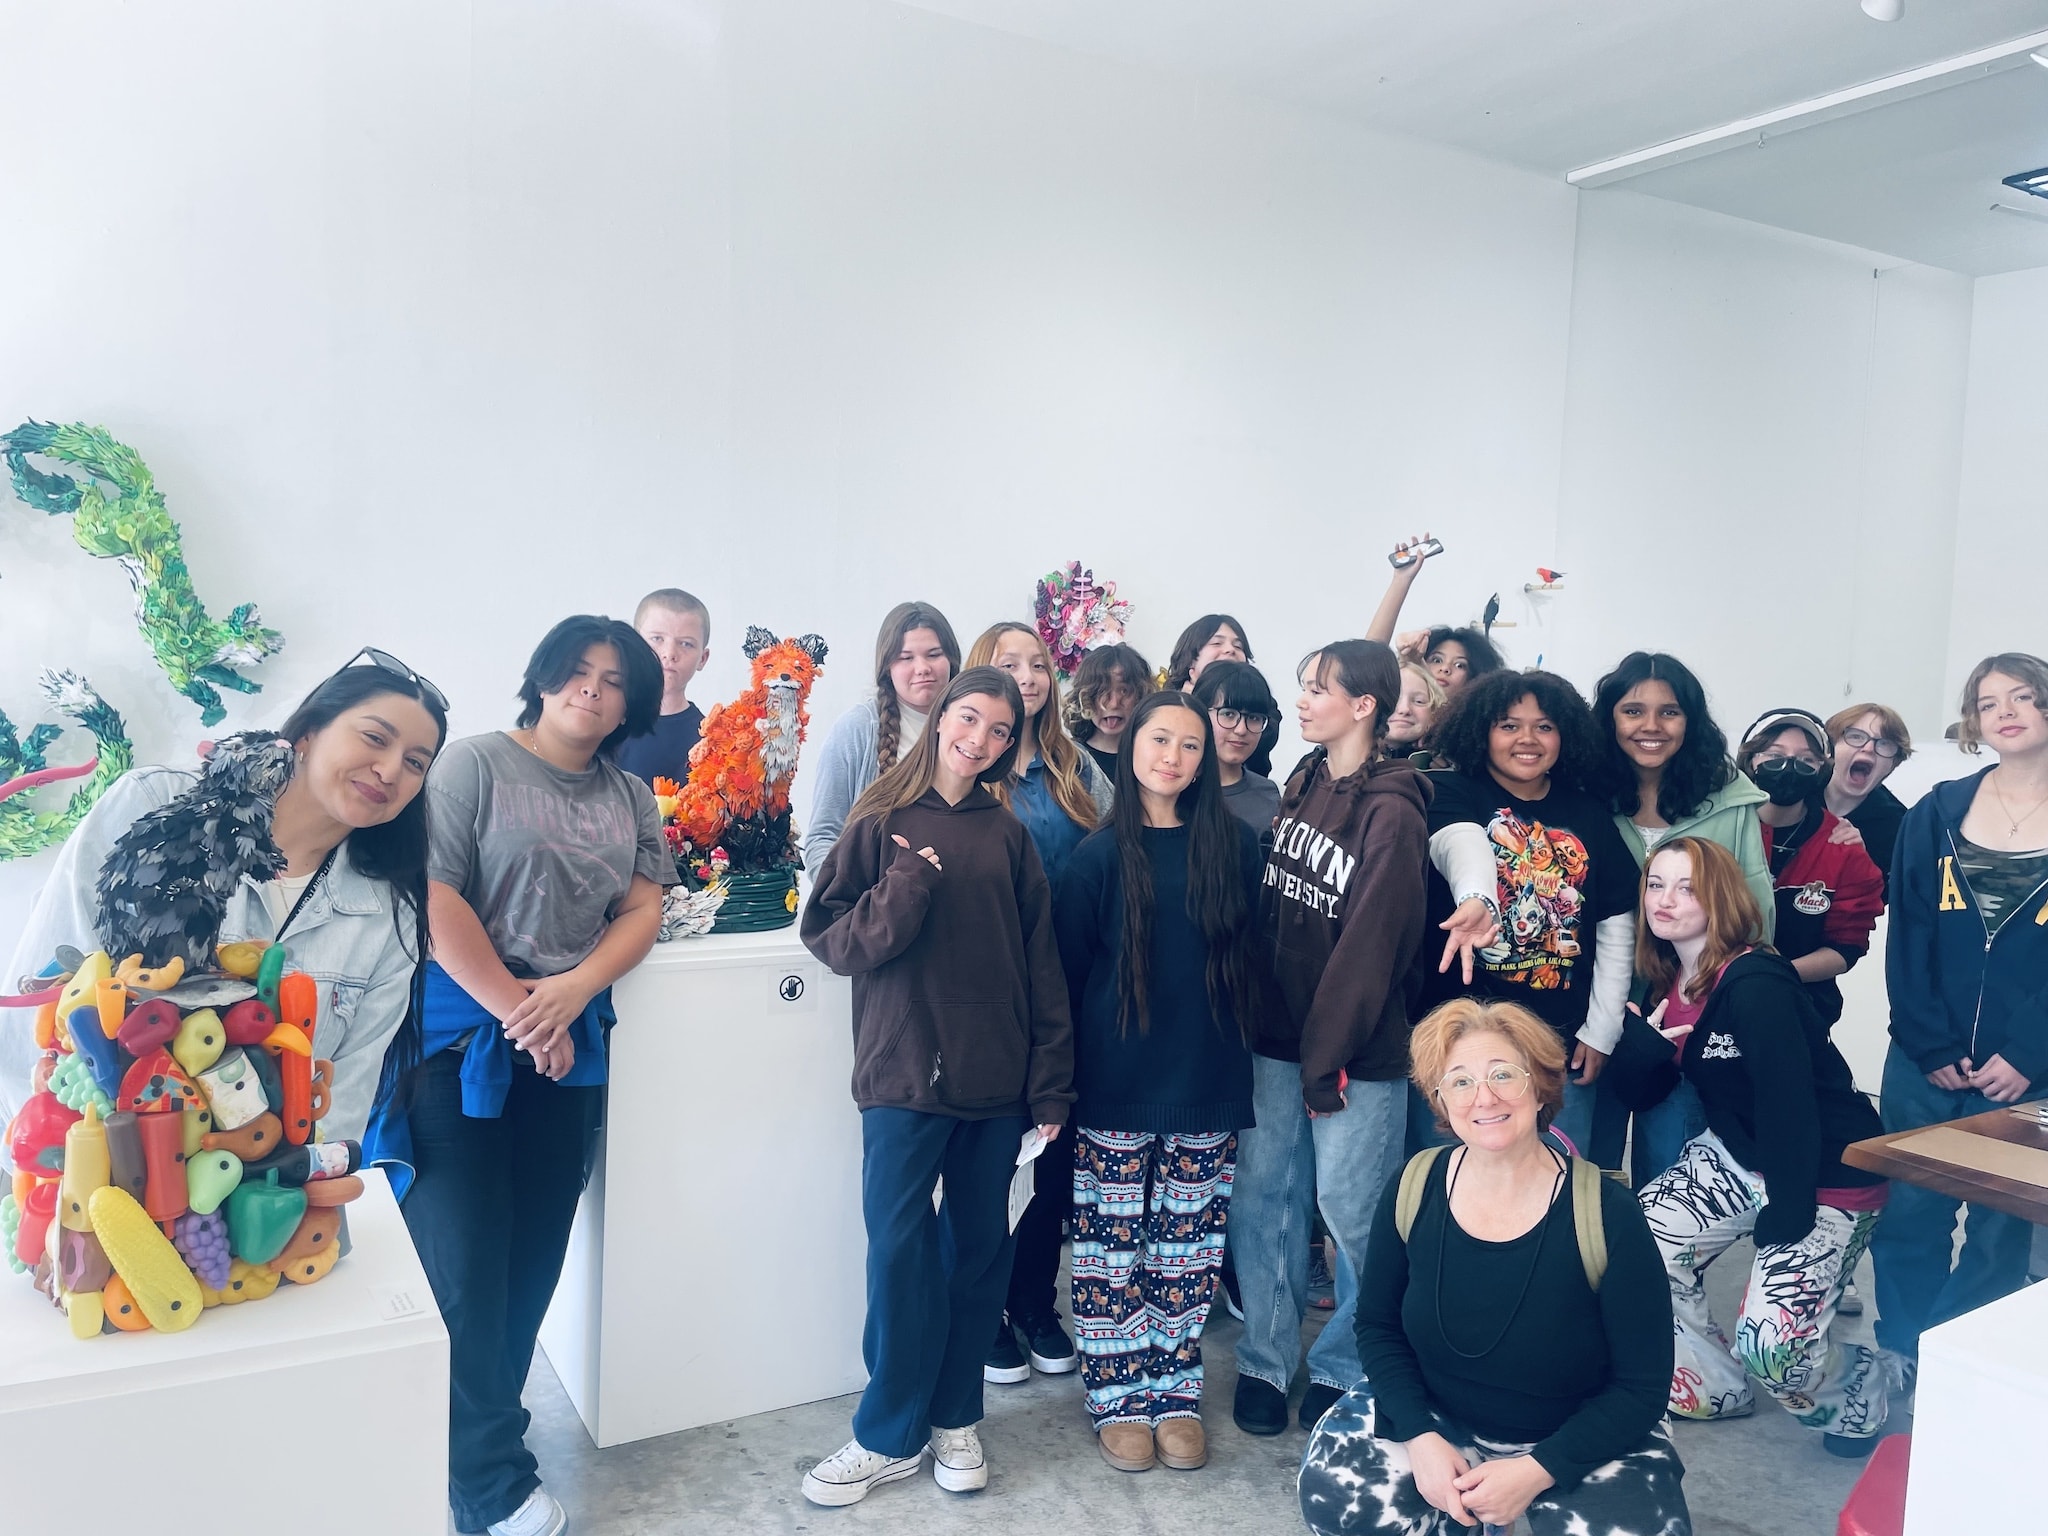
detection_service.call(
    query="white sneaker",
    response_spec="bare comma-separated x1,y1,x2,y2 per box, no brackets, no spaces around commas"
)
488,1488,567,1536
1878,1347,1917,1401
800,1440,924,1507
929,1424,989,1493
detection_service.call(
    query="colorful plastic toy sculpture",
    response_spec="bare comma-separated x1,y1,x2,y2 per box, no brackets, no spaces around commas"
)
655,627,826,936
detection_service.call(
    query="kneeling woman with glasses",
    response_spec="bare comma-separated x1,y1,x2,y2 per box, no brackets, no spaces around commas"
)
1300,997,1688,1536
4,648,448,1141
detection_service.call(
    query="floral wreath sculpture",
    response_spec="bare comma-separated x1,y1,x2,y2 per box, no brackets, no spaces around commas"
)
1033,561,1133,681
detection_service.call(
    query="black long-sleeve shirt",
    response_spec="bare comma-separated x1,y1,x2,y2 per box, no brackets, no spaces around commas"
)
1354,1153,1673,1493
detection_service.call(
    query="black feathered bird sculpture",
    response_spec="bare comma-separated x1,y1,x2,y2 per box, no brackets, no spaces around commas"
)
94,732,297,970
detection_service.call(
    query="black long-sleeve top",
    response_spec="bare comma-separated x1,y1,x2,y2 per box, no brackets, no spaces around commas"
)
1354,1152,1674,1493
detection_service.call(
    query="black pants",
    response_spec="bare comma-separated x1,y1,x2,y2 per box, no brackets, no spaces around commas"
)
402,1048,603,1531
1005,1130,1072,1325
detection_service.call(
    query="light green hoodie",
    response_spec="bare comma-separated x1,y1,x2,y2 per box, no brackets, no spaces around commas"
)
1612,773,1776,943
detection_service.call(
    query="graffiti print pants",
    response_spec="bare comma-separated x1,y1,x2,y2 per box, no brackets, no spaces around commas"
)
1639,1130,1886,1440
1299,1393,1692,1535
1069,1127,1234,1427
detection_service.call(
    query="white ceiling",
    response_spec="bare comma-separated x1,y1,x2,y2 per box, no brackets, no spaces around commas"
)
903,0,2048,274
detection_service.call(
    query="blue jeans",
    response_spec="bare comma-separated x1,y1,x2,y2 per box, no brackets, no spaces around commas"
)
1233,1055,1405,1395
1630,1078,1707,1188
851,1108,1029,1457
1870,1044,2047,1359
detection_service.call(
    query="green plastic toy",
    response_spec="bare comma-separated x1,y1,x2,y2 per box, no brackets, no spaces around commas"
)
48,1052,114,1118
186,1150,244,1217
225,1170,304,1266
255,944,287,1011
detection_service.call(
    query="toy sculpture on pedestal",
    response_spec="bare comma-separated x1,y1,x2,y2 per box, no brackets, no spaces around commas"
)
656,626,827,937
0,735,366,1337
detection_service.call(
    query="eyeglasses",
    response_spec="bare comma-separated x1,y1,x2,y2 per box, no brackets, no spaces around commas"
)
345,647,449,713
1210,708,1269,734
1434,1062,1531,1108
1754,752,1824,776
1838,727,1901,760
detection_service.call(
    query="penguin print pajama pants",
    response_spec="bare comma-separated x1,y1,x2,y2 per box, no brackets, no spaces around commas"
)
1068,1127,1234,1428
1638,1130,1887,1440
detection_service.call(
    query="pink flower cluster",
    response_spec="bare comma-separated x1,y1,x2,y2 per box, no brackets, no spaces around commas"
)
1034,561,1133,679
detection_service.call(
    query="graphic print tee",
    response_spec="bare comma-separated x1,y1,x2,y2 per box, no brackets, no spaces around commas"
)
1422,772,1638,1038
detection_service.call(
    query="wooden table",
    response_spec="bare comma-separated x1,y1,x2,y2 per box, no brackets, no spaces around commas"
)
1844,1104,2048,1225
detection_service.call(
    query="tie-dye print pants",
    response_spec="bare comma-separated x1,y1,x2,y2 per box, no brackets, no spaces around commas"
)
1638,1130,1887,1440
1069,1127,1234,1427
1299,1393,1692,1535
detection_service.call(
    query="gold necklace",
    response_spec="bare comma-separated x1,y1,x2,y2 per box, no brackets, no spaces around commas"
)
1990,769,2048,838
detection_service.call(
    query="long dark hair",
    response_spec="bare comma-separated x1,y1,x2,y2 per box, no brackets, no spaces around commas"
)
1188,658,1279,779
517,615,664,758
1164,614,1253,690
1591,651,1737,822
1429,669,1604,795
1110,692,1257,1041
846,667,1024,828
1424,625,1505,681
280,660,450,1110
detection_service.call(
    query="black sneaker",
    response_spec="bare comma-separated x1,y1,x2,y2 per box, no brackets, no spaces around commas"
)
1824,1431,1881,1459
984,1320,1030,1385
1014,1311,1077,1375
1232,1375,1289,1436
1299,1382,1343,1432
1220,1265,1244,1322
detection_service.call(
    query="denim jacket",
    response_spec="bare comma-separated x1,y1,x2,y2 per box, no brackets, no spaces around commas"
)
2,768,419,1148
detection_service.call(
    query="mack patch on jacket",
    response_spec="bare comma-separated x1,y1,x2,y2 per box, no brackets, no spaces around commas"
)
1792,881,1833,916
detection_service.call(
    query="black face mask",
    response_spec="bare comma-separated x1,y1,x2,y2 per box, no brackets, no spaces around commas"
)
1752,756,1822,807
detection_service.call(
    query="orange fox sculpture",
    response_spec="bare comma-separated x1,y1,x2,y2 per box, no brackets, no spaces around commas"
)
671,627,828,852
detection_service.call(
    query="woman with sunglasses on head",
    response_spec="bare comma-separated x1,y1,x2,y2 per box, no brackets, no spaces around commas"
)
964,622,1110,1387
803,601,961,874
1629,837,1888,1458
1300,998,1687,1536
1822,703,1914,887
1055,692,1262,1473
3,648,449,1141
1189,660,1282,836
798,667,1074,1509
1871,653,2048,1394
395,616,676,1536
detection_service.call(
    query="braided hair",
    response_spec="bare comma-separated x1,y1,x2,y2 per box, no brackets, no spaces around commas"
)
870,601,961,773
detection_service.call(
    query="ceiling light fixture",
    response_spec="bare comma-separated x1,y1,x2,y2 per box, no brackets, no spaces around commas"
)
2003,166,2048,201
2032,50,2048,68
1862,0,1903,19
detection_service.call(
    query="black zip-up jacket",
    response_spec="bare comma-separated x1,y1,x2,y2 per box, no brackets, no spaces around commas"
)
802,787,1075,1124
1887,767,2048,1084
1680,950,1882,1246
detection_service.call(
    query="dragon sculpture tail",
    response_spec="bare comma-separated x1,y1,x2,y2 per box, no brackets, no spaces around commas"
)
0,671,135,860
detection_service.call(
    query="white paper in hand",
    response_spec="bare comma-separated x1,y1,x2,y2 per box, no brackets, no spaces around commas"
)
1009,1128,1052,1233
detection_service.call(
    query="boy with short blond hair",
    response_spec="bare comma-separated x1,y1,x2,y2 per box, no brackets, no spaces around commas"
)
618,588,711,787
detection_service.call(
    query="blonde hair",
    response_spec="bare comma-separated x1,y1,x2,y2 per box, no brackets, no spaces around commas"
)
1635,836,1767,1005
966,623,1100,832
1824,702,1912,762
1401,661,1447,712
1409,997,1566,1135
1957,654,2048,756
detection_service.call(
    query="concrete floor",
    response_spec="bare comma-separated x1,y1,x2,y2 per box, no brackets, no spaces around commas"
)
515,1241,1898,1536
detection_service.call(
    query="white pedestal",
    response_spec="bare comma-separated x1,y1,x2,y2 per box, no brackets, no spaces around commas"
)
0,1167,448,1534
1904,1276,2048,1533
539,926,867,1447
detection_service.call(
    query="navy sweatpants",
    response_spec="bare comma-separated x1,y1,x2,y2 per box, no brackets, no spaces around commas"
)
852,1107,1029,1458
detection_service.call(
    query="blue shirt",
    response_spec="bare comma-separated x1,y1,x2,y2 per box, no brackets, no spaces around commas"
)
1007,753,1113,890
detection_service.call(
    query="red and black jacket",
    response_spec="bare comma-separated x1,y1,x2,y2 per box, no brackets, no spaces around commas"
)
1762,806,1885,1026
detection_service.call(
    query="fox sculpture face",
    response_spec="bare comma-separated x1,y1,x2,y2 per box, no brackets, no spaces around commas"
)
671,628,828,852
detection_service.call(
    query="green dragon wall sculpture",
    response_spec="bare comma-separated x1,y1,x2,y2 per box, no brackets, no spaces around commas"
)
0,672,134,862
0,420,280,859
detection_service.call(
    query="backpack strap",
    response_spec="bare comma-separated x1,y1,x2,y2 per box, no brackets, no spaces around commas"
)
1393,1146,1448,1243
1569,1156,1608,1292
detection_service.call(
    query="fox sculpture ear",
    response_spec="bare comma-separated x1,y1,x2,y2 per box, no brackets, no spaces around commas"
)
742,626,778,661
798,635,828,667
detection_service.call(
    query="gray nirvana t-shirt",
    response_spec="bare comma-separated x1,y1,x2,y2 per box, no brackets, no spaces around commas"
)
427,731,678,978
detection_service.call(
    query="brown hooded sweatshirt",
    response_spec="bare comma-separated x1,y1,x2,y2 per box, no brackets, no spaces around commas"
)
801,785,1076,1125
1256,751,1431,1112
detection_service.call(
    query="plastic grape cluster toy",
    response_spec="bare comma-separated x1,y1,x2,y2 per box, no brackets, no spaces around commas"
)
2,940,365,1337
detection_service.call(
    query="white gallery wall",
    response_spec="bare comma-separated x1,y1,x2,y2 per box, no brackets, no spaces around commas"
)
0,0,2027,946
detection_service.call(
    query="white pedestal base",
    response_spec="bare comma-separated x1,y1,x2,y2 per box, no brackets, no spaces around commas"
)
1905,1275,2048,1533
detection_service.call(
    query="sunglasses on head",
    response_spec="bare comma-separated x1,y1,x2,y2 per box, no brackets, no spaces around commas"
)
345,647,449,713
